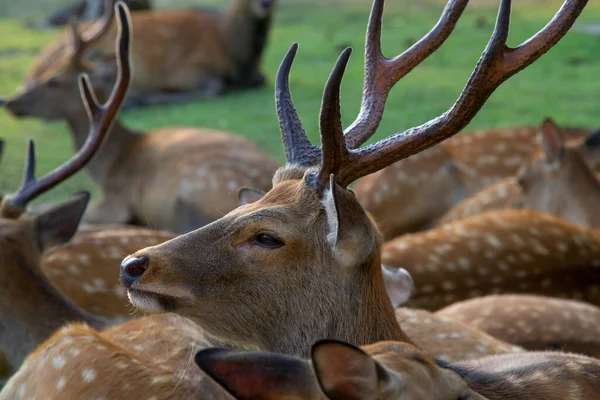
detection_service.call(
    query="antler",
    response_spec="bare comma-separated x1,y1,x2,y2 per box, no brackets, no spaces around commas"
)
344,0,469,149
69,0,116,67
276,0,588,190
1,2,131,215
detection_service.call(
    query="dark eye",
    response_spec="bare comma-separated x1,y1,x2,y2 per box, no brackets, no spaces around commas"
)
46,78,60,88
254,233,283,248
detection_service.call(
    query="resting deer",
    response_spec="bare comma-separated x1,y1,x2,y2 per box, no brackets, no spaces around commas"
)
382,209,600,311
0,10,220,395
26,0,276,106
437,294,600,358
439,119,600,225
0,4,528,395
3,5,278,233
195,339,600,400
353,122,592,239
113,0,583,357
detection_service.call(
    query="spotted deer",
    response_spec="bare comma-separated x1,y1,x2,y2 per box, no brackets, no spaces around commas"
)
0,4,532,396
382,209,600,311
114,0,583,357
3,3,278,233
25,0,277,106
353,122,592,239
196,339,600,400
0,9,219,394
439,119,600,225
437,294,600,358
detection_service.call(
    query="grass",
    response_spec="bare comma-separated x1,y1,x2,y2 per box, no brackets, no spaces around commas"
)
0,0,599,206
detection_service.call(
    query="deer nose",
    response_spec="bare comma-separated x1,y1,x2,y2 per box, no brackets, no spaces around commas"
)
0,97,5,106
120,255,149,288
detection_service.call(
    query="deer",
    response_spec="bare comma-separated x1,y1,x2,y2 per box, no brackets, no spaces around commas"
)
0,4,529,395
438,119,600,226
195,339,600,400
3,3,279,234
382,209,600,311
352,121,593,240
25,0,277,106
110,0,583,358
437,294,600,359
0,9,221,394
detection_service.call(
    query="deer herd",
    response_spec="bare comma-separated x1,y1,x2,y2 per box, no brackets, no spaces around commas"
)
0,0,599,398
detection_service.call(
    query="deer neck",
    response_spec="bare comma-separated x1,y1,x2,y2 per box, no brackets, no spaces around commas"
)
221,0,272,83
0,246,106,369
66,112,141,188
261,253,410,358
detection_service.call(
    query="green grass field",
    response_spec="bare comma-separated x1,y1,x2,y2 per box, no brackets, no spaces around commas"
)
0,0,599,206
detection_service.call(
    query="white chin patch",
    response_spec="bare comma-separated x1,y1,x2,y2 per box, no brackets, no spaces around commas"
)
127,290,164,313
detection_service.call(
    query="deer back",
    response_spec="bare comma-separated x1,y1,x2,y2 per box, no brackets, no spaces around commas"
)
437,294,600,358
382,209,600,310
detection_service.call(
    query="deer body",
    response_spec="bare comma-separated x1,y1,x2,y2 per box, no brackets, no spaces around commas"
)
0,315,227,400
29,0,276,104
354,126,591,239
382,209,600,310
437,294,600,358
5,68,279,232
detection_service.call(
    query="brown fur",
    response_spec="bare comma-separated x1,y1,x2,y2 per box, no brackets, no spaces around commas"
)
195,340,600,400
439,121,600,226
28,0,276,99
382,209,600,310
43,227,176,320
5,57,279,233
0,315,228,400
354,125,591,239
437,294,600,358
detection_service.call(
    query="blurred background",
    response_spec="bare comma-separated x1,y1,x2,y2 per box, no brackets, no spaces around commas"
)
0,0,598,206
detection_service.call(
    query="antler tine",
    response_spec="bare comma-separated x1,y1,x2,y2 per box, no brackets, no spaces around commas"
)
5,2,131,210
343,0,469,149
275,43,321,166
334,0,587,187
70,0,116,67
313,48,353,190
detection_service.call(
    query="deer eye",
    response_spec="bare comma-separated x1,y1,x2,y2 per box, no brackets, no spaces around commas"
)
254,233,283,248
46,78,60,88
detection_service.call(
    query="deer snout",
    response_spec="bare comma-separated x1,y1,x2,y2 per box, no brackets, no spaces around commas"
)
3,97,28,118
120,255,149,288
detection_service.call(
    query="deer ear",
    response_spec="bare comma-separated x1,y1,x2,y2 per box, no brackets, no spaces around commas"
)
195,348,316,400
583,128,600,167
382,266,414,308
238,187,266,206
322,175,374,270
35,191,89,250
539,118,564,164
312,340,388,400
